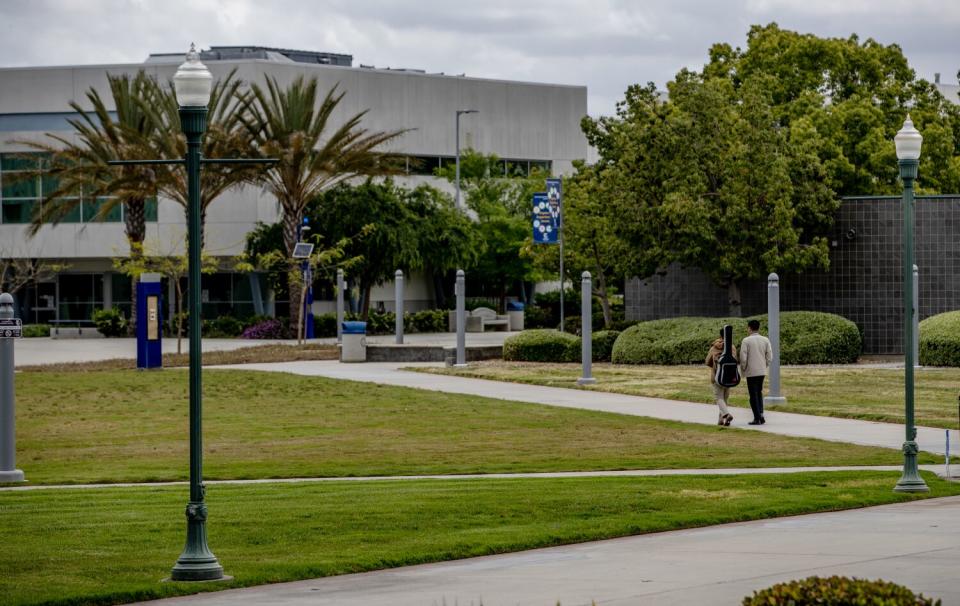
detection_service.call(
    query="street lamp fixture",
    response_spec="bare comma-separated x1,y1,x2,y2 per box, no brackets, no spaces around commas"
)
107,45,276,581
893,115,928,494
455,109,478,209
170,43,226,581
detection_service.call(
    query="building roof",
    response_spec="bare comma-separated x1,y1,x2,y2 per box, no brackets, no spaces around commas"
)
146,45,352,67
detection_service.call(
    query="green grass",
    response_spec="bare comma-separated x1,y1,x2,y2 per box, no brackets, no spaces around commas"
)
12,369,934,486
2,472,957,606
422,362,960,429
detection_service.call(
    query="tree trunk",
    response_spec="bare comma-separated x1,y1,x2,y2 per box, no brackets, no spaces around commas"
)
432,272,446,308
595,269,613,328
124,199,147,334
282,209,302,333
728,279,743,317
361,282,372,320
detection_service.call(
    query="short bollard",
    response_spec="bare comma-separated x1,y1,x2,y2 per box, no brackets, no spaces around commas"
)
395,269,404,345
336,269,345,345
0,292,25,483
764,273,786,406
455,270,466,367
577,271,596,385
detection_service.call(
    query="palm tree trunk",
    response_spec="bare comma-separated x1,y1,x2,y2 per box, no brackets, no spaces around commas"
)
282,210,303,333
125,199,147,334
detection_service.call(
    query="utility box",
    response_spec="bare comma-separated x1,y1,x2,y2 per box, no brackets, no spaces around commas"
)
137,273,163,369
507,301,525,331
340,321,367,363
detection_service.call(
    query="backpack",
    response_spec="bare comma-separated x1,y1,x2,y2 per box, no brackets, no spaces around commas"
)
714,324,741,388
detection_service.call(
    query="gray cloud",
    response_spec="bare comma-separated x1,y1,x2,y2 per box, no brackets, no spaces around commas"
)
0,0,957,116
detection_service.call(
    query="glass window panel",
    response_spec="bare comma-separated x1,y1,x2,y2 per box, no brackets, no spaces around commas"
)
41,175,60,195
82,197,122,222
505,160,528,177
145,197,158,222
58,199,82,223
231,273,253,301
1,153,39,171
2,177,38,198
408,156,437,175
201,273,232,303
1,199,37,223
111,273,133,306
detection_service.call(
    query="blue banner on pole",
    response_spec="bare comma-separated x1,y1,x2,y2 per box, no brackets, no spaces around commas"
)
532,192,558,244
546,178,562,227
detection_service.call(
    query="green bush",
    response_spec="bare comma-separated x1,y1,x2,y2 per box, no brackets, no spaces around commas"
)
91,308,127,337
21,324,50,338
503,329,579,362
920,310,960,366
204,315,246,338
313,312,339,338
743,575,940,605
611,312,861,365
592,330,620,363
409,309,447,333
524,306,552,329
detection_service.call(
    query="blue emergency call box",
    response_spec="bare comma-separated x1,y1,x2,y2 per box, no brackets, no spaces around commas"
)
136,273,163,369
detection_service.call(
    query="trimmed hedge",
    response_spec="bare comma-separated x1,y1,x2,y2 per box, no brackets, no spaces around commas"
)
21,324,50,338
502,329,622,363
611,311,861,365
313,309,450,338
503,329,579,362
743,575,940,605
592,330,620,363
920,310,960,366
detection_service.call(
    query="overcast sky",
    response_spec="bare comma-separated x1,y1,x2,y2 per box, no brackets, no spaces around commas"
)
1,0,958,116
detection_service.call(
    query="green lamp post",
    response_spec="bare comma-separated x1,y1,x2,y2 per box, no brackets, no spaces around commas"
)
893,115,929,494
169,44,225,580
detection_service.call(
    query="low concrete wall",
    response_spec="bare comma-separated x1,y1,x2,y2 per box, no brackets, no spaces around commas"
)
365,344,502,363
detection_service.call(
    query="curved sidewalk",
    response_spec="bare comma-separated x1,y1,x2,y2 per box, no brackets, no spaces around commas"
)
138,496,960,606
215,361,954,455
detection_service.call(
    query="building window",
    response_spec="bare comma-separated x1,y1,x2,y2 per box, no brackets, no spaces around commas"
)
0,152,158,225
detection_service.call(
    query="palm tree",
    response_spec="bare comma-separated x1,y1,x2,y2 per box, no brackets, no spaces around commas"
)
239,74,407,332
138,68,262,246
18,70,159,330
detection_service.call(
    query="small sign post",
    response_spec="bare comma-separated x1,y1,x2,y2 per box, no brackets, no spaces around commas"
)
0,293,25,482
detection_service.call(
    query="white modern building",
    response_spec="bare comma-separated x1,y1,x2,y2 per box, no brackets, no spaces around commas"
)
0,46,589,325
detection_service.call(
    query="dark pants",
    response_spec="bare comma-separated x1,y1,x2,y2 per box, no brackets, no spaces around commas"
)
747,375,765,421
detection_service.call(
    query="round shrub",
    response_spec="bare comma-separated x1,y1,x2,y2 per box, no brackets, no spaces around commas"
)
205,315,245,337
91,308,127,337
920,311,960,366
592,330,620,363
611,312,860,365
743,575,940,605
21,324,50,338
503,329,579,362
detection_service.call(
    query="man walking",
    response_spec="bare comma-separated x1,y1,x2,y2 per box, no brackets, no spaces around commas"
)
740,319,772,425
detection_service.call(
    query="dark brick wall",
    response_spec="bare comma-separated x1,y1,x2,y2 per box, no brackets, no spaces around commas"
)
625,196,960,354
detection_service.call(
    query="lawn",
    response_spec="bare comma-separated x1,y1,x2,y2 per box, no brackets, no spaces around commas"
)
11,369,930,485
2,472,957,606
422,362,960,429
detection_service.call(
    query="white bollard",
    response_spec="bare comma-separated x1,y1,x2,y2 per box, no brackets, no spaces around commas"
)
577,272,596,385
764,273,786,406
395,269,404,345
336,269,344,345
455,270,466,366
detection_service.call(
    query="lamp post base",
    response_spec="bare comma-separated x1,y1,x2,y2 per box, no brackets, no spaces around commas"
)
0,469,24,483
894,441,929,493
170,503,225,581
763,396,787,407
576,377,597,385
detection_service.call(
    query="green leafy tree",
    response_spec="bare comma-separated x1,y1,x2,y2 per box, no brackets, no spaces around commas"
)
239,75,406,331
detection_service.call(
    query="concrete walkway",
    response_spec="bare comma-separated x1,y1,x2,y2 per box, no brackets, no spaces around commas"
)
4,465,956,492
12,333,517,367
215,361,955,456
138,496,960,606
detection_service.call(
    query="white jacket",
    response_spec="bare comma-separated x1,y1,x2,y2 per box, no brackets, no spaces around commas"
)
739,333,772,378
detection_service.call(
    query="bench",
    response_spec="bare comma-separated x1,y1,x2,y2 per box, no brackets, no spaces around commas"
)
50,320,103,339
466,307,510,332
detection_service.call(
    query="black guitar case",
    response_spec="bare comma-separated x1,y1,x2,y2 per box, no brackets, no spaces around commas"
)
715,324,741,388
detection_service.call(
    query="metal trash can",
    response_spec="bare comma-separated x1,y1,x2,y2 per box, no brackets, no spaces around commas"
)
507,301,525,331
340,321,367,363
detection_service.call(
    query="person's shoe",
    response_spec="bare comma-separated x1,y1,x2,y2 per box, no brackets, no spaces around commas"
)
718,417,725,426
748,419,762,425
723,414,733,426
760,416,766,425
